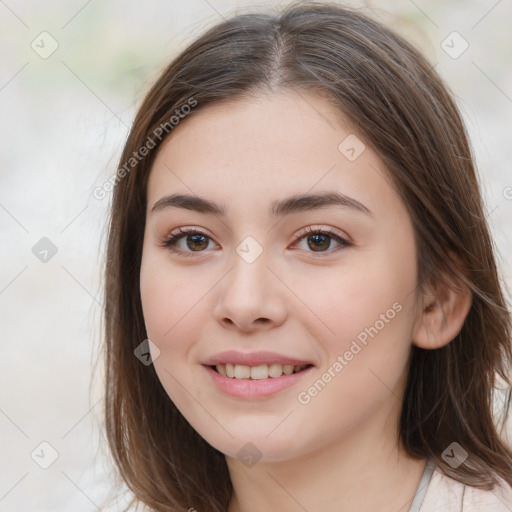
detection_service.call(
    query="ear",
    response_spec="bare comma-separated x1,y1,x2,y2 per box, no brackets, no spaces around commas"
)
412,273,473,350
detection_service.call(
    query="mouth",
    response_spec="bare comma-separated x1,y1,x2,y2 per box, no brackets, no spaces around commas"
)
209,363,314,380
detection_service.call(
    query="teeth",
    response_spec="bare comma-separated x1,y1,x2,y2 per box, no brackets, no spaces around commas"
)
283,364,294,375
251,364,269,380
214,363,309,379
234,365,251,379
268,363,283,378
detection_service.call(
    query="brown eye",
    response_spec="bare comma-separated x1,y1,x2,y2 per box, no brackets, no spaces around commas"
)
184,233,209,251
161,228,216,256
307,233,332,251
294,227,351,256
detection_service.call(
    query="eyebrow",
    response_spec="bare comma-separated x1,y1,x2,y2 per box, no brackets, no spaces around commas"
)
151,191,373,218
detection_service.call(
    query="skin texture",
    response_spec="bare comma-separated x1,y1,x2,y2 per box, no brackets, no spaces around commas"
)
139,91,472,511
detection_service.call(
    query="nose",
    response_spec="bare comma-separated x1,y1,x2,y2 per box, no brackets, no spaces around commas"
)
213,250,287,333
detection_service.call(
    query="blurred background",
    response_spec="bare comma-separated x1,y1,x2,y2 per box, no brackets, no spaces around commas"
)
1,1,511,510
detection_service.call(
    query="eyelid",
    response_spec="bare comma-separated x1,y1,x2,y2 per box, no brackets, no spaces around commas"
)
158,226,217,257
290,225,352,256
160,225,352,257
294,224,351,243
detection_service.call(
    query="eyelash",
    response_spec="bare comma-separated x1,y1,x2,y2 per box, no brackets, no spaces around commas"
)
159,226,352,258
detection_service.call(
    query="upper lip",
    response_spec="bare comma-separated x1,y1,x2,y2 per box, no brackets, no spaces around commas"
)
202,350,313,367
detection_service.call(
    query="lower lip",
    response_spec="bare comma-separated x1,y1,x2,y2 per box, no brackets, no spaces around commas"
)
203,365,314,399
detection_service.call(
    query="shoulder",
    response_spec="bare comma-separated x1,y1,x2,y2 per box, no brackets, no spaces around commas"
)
420,466,512,511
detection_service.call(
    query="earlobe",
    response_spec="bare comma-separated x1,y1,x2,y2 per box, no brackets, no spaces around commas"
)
412,277,473,350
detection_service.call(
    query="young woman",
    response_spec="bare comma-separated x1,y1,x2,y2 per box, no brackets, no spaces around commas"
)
102,2,512,510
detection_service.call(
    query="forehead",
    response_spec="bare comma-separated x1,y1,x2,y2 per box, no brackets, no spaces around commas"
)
146,91,398,218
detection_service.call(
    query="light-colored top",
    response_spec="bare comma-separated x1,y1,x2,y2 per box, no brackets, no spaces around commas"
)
407,459,512,512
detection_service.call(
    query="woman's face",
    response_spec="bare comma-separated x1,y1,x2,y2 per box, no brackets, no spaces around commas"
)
140,91,421,463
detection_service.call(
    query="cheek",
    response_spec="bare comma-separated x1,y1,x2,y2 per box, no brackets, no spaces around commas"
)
139,252,208,405
291,275,414,454
296,235,417,414
139,249,208,343
302,254,415,352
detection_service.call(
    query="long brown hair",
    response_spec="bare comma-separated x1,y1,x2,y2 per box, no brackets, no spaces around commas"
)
101,2,512,510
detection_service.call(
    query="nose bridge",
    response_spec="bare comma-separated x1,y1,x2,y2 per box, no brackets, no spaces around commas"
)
214,235,285,330
228,236,270,301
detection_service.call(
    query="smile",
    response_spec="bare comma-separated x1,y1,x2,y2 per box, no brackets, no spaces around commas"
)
203,363,314,399
212,363,312,379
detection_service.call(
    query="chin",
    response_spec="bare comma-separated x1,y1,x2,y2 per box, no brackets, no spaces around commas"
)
200,427,309,464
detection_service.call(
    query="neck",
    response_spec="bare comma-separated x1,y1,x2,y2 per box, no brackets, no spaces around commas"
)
226,410,427,512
